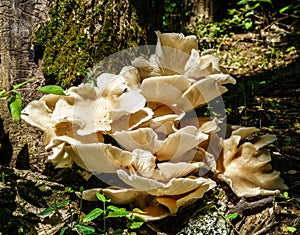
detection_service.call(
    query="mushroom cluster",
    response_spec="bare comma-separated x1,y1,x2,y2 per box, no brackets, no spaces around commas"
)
21,31,288,220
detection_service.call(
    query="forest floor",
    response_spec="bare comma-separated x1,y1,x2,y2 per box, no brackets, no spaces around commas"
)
0,30,299,235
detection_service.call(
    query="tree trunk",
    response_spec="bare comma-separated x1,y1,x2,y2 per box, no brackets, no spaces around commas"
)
0,0,49,89
0,0,49,168
189,0,214,25
132,0,165,43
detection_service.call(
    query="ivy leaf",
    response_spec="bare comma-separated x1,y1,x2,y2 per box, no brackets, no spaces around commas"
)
83,208,104,222
225,213,239,220
107,206,130,218
37,85,66,95
75,224,95,234
8,92,22,122
37,206,55,217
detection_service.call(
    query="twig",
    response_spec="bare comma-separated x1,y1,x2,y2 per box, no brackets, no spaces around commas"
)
218,213,240,235
252,221,279,235
228,196,274,215
261,15,289,32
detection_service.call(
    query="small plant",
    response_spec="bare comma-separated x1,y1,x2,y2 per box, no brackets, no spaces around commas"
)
0,78,34,122
81,192,145,235
0,80,66,123
37,187,144,235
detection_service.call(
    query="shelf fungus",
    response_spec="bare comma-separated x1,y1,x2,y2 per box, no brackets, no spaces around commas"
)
22,31,287,221
216,126,288,197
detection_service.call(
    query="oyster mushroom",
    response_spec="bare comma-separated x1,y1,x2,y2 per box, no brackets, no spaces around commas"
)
155,31,198,75
217,129,288,197
184,49,222,79
156,178,216,214
140,74,235,113
112,126,208,162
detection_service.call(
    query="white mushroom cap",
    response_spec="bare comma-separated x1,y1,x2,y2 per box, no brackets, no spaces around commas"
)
155,31,198,75
48,143,73,168
177,74,236,112
80,186,147,204
156,126,208,161
119,66,141,89
21,100,55,132
112,128,163,154
140,75,191,108
141,74,236,113
71,143,134,173
113,125,208,162
117,169,215,197
131,54,160,79
111,107,154,131
110,90,146,120
217,133,288,197
156,31,198,55
184,49,221,79
156,178,216,214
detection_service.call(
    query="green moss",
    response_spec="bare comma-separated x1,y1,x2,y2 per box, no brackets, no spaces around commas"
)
33,0,147,88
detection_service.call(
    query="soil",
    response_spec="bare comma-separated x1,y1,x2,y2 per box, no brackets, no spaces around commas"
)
0,31,299,235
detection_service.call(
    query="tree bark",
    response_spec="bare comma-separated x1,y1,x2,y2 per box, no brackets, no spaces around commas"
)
189,0,214,25
0,0,49,168
0,0,48,89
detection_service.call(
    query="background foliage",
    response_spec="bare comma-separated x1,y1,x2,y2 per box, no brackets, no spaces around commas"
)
33,0,299,87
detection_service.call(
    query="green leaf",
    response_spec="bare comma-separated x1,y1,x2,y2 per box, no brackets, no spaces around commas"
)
83,208,104,222
37,206,55,216
127,221,144,229
13,78,34,89
129,214,146,222
244,21,253,30
8,92,22,122
107,206,129,218
283,191,289,199
79,186,84,193
286,46,296,52
286,226,297,233
132,208,147,214
57,199,71,208
226,213,239,220
37,85,66,95
279,5,290,13
0,89,6,96
96,192,110,203
113,228,124,235
75,224,95,234
59,227,68,235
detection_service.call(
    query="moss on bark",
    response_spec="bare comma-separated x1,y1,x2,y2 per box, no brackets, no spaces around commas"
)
33,0,147,87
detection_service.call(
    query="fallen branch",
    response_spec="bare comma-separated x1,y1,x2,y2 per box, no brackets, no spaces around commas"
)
253,221,279,235
228,196,274,215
